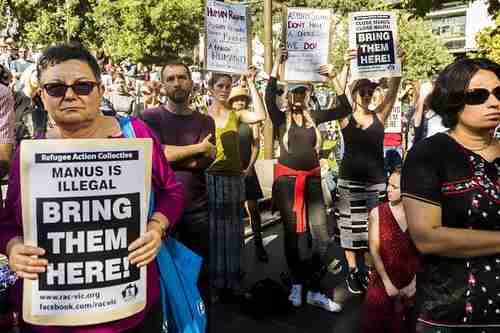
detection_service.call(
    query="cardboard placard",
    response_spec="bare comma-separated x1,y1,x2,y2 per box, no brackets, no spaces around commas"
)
21,139,152,326
205,0,251,74
284,7,333,83
385,99,402,133
349,11,401,80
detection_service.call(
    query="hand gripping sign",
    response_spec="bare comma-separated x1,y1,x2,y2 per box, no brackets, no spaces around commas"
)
21,138,152,326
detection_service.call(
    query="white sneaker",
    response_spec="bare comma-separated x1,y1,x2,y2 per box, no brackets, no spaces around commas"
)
288,284,302,307
306,291,342,312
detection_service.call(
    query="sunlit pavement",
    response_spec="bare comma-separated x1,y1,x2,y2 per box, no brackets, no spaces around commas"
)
209,214,364,333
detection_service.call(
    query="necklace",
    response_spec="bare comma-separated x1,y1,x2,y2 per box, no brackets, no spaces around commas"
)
448,131,493,152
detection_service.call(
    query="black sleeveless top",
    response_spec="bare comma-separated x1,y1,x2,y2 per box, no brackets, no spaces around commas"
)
277,120,319,171
265,77,353,171
339,114,385,183
239,122,253,170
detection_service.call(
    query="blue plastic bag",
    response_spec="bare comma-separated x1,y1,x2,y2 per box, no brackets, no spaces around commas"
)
120,116,206,333
157,239,206,333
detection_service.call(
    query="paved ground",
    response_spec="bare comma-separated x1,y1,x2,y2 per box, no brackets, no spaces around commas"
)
210,215,364,333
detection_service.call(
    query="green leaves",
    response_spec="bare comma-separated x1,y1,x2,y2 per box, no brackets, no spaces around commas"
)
3,0,203,64
398,14,453,79
472,15,500,63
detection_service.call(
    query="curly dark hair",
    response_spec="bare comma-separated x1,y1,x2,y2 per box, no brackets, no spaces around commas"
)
429,58,500,129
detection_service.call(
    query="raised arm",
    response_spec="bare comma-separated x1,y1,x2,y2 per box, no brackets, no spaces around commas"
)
238,67,266,124
376,48,405,124
368,208,400,297
314,56,354,124
376,76,402,124
265,50,286,127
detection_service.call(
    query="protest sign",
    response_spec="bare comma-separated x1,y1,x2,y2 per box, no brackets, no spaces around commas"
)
284,7,333,82
349,11,401,80
205,0,250,74
20,139,152,326
385,100,402,133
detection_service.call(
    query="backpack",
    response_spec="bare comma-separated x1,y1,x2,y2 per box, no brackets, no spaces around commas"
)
242,278,293,318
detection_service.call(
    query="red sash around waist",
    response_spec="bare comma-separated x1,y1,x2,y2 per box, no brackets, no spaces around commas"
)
274,163,321,233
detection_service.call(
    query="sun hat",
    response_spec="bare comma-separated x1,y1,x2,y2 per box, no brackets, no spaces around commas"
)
228,86,250,104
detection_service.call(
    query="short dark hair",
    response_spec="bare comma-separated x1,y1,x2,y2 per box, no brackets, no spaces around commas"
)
429,58,500,129
37,43,101,83
208,73,232,88
162,62,192,81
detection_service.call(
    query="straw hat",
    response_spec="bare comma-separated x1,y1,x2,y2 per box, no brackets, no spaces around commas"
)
228,86,250,104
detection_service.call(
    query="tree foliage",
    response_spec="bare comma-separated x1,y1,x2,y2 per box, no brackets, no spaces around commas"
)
400,0,500,17
473,15,500,63
90,0,203,63
1,0,203,64
398,14,454,79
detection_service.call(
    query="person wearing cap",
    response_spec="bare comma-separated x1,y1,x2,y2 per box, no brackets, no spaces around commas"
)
334,48,404,295
206,67,266,301
228,82,268,263
264,48,352,312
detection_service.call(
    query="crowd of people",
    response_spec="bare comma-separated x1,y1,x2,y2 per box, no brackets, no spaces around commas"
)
0,36,497,333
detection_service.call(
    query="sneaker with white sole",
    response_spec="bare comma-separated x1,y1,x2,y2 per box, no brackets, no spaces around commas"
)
306,291,342,312
288,284,302,307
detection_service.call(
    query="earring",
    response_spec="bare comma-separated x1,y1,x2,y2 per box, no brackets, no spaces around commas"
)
493,124,500,140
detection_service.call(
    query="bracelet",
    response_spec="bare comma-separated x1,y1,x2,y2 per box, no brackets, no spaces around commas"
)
149,218,167,238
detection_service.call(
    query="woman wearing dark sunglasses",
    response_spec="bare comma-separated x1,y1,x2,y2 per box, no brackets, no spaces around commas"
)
334,48,404,295
0,43,184,333
403,58,500,332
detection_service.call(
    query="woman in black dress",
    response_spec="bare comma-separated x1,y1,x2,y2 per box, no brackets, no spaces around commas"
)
265,49,351,312
403,58,500,332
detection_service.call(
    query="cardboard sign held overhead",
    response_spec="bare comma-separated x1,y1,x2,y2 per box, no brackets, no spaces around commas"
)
21,139,152,326
284,7,333,83
349,11,401,80
205,0,251,75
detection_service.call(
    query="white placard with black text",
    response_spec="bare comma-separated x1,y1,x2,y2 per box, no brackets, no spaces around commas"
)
205,0,250,74
20,139,152,326
284,7,333,82
349,11,401,80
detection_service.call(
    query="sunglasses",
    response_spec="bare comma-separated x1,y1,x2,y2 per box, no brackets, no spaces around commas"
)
463,86,500,105
42,81,99,98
